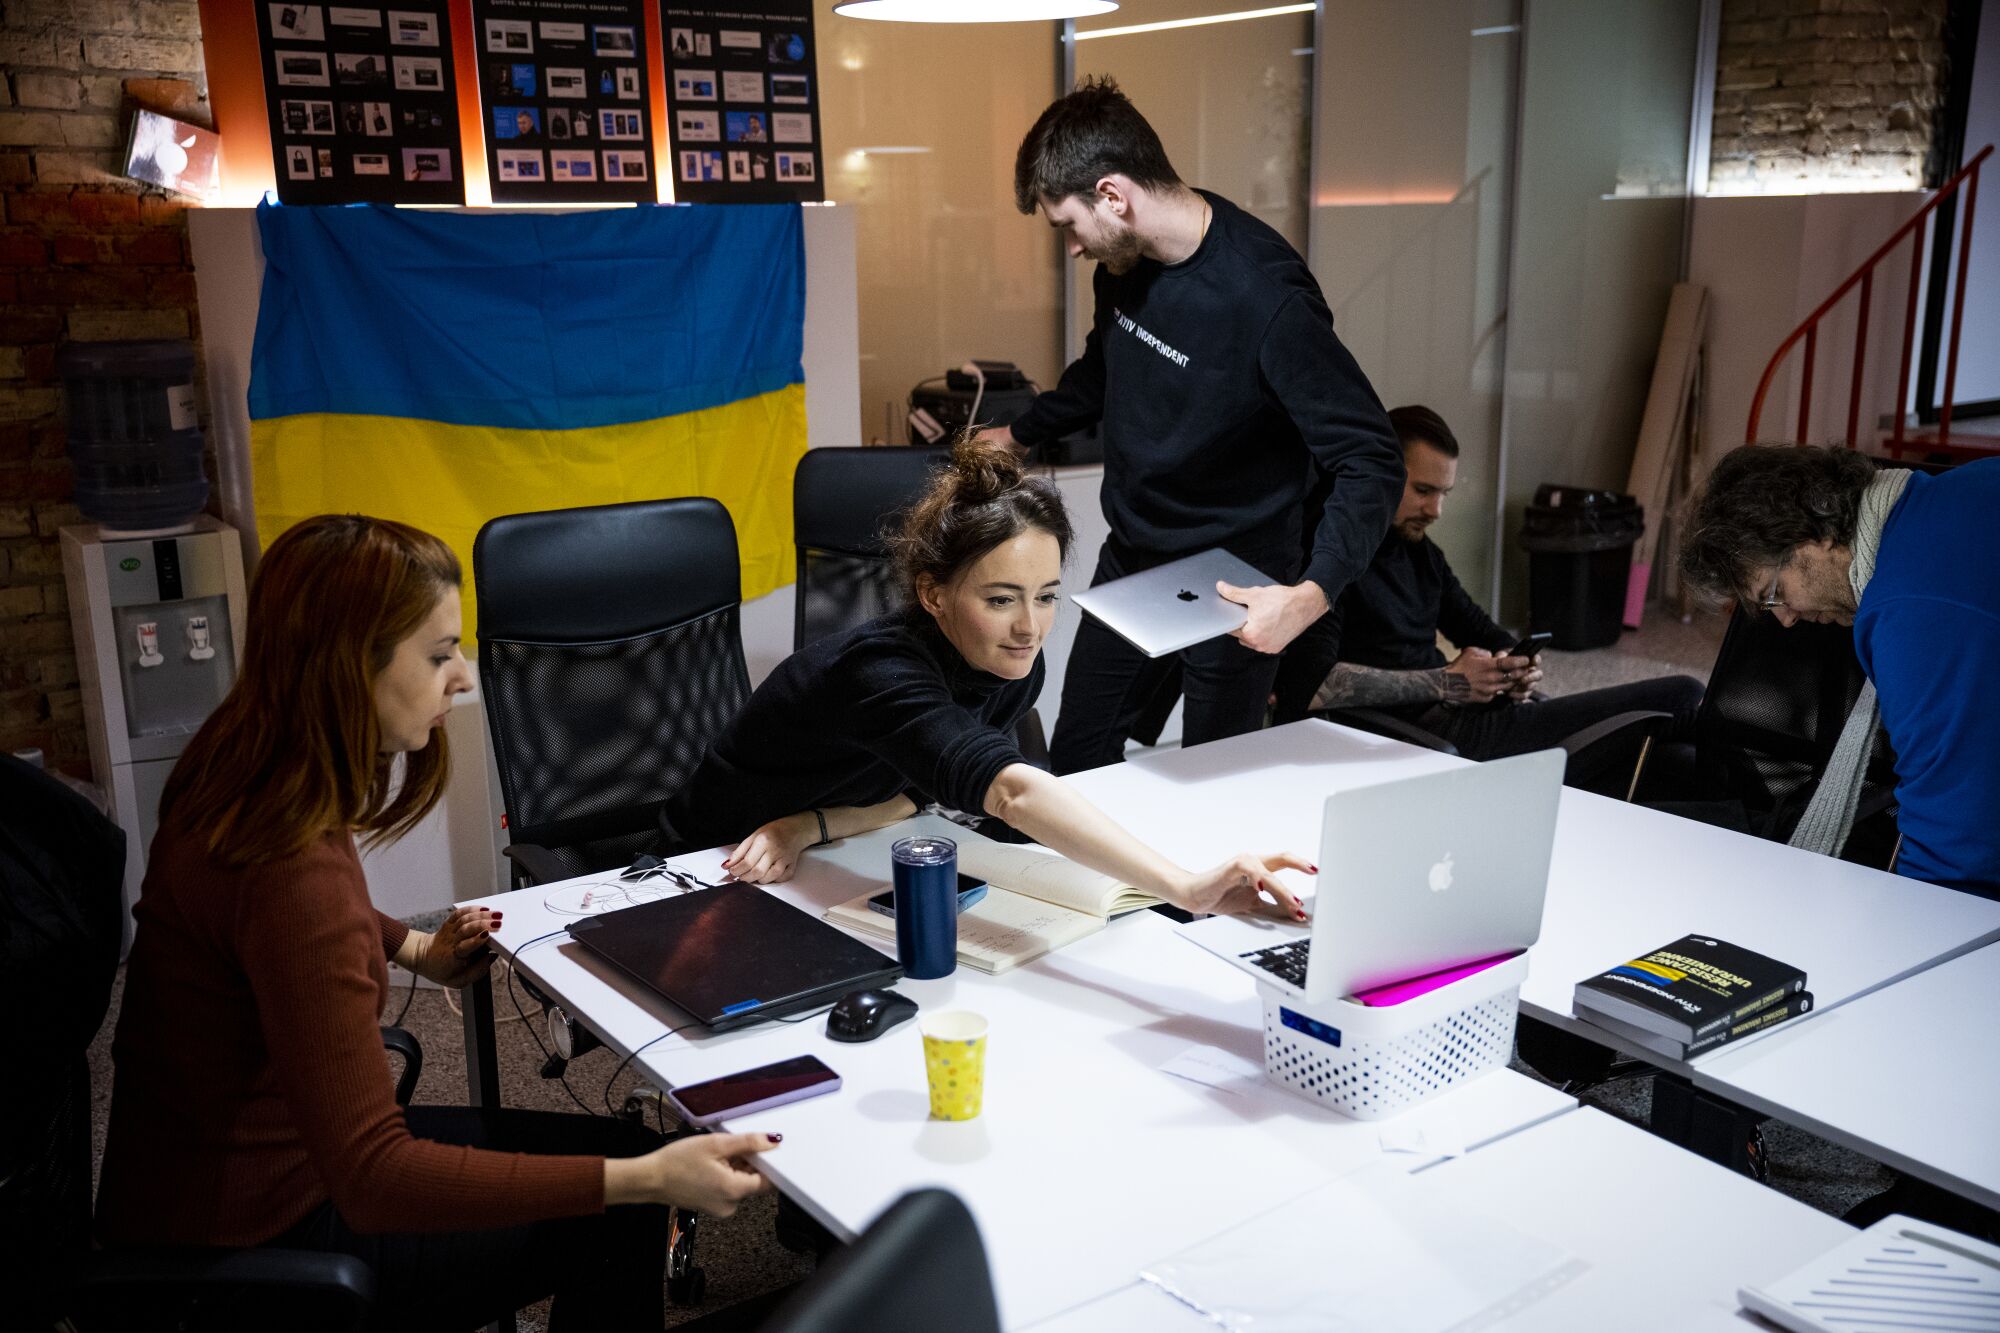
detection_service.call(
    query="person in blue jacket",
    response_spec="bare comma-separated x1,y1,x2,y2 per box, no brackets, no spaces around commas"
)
1680,445,2000,899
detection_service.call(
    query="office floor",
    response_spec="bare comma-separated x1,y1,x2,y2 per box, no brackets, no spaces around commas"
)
78,605,1902,1328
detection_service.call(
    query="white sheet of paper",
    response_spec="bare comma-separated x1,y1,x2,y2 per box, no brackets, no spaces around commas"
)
1139,1164,1583,1333
1160,1045,1267,1097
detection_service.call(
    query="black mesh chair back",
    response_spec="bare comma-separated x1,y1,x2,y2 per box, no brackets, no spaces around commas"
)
793,446,948,650
1695,605,1898,842
476,497,751,882
759,1189,999,1333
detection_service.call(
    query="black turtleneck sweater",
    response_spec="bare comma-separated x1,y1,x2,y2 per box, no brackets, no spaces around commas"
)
657,607,1040,852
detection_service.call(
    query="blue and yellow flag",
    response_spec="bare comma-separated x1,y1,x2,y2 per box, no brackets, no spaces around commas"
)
248,201,807,643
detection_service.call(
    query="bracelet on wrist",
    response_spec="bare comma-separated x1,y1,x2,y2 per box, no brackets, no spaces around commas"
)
812,808,830,847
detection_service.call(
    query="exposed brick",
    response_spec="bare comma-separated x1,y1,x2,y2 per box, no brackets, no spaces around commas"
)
13,76,83,112
58,115,124,150
0,232,51,265
118,230,186,264
0,586,43,620
36,652,79,690
84,35,199,72
0,154,32,188
34,503,84,537
0,387,61,422
0,311,64,344
0,32,82,72
18,269,130,305
50,234,110,265
124,77,205,119
68,191,142,226
41,584,67,618
78,76,127,112
138,195,187,225
65,307,188,341
146,269,196,303
32,151,127,188
135,3,205,40
0,349,24,380
0,112,68,148
1717,65,1780,91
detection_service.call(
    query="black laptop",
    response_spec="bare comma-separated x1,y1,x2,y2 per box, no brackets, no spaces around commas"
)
566,883,902,1032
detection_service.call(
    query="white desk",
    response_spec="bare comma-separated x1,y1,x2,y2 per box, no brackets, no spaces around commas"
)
471,816,1573,1330
1694,941,2000,1213
1058,722,2000,1075
1026,1106,1854,1331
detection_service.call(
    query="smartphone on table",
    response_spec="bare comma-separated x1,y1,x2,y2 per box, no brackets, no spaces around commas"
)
666,1055,841,1128
867,873,988,918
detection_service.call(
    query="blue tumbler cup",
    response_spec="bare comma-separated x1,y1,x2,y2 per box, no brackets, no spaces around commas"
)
891,835,958,980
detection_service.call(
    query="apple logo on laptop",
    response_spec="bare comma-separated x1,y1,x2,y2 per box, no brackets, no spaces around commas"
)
1176,589,1197,602
1428,853,1454,892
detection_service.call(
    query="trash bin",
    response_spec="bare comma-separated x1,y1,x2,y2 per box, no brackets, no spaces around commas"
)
1519,485,1643,650
56,339,208,534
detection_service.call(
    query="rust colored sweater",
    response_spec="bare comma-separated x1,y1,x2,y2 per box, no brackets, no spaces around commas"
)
96,824,602,1246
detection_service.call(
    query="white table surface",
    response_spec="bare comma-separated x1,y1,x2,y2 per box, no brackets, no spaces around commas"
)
1025,1106,1854,1331
1694,940,2000,1213
471,814,1574,1331
1059,721,2000,1074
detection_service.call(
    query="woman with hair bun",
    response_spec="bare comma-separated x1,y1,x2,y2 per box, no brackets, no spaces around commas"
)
659,435,1310,921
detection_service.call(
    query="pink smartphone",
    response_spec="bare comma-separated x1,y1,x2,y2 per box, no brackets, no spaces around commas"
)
1353,954,1516,1007
665,1055,841,1128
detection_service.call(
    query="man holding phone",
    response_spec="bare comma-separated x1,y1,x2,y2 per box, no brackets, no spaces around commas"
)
1277,405,1704,763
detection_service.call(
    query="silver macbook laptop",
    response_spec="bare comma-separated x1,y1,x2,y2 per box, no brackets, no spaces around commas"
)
1180,749,1564,1002
1071,548,1270,657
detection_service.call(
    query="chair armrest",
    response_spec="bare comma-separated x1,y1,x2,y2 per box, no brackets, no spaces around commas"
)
1320,707,1460,756
1558,710,1673,802
1556,709,1673,761
380,1026,423,1107
502,842,570,887
86,1247,375,1331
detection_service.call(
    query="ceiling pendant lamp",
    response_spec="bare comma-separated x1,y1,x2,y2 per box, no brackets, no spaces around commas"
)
833,1,1119,22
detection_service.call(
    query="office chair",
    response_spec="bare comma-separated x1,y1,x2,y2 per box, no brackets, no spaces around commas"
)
793,444,948,651
1679,605,1899,864
793,447,1051,770
0,755,408,1333
476,497,752,886
759,1189,1001,1333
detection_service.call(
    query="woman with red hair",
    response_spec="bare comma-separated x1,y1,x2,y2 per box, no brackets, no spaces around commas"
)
96,514,774,1330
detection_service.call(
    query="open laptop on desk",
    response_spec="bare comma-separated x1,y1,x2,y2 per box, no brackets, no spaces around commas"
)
1180,749,1564,1002
568,883,901,1032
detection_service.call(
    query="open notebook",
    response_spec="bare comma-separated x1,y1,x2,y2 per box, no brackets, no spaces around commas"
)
825,832,1162,975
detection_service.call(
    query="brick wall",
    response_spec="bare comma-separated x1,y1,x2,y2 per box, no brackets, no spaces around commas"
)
1710,0,1951,195
1,0,210,780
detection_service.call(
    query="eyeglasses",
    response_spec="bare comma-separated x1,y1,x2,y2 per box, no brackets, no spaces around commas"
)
1754,574,1786,611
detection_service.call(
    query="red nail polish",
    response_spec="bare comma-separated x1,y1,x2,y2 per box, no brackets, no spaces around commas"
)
767,1133,783,1144
1309,865,1320,874
1295,910,1308,921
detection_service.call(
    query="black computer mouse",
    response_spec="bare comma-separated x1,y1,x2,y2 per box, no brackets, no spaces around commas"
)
826,988,919,1043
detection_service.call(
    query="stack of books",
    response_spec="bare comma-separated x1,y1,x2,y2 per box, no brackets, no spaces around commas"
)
1572,934,1811,1061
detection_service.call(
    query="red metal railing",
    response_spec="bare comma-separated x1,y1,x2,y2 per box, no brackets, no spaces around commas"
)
1746,143,1992,457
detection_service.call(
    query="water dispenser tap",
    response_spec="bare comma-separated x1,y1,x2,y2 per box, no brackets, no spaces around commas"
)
136,621,164,668
186,614,215,662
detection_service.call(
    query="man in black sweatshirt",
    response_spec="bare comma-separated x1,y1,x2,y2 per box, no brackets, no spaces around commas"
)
1287,404,1705,762
980,78,1404,775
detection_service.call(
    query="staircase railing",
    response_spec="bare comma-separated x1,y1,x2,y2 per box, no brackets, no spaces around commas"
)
1745,143,1991,457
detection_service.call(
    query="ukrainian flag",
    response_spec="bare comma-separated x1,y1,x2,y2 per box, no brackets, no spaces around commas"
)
248,201,807,643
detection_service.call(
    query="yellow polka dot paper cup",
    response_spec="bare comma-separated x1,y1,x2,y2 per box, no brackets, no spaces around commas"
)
920,1010,988,1121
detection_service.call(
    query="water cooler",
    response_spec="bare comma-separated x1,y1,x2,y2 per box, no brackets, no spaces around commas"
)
62,517,247,953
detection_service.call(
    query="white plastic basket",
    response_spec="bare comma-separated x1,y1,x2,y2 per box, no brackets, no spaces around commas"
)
1259,952,1528,1120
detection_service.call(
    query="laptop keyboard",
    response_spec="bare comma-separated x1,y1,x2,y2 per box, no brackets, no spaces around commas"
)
1243,939,1311,988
